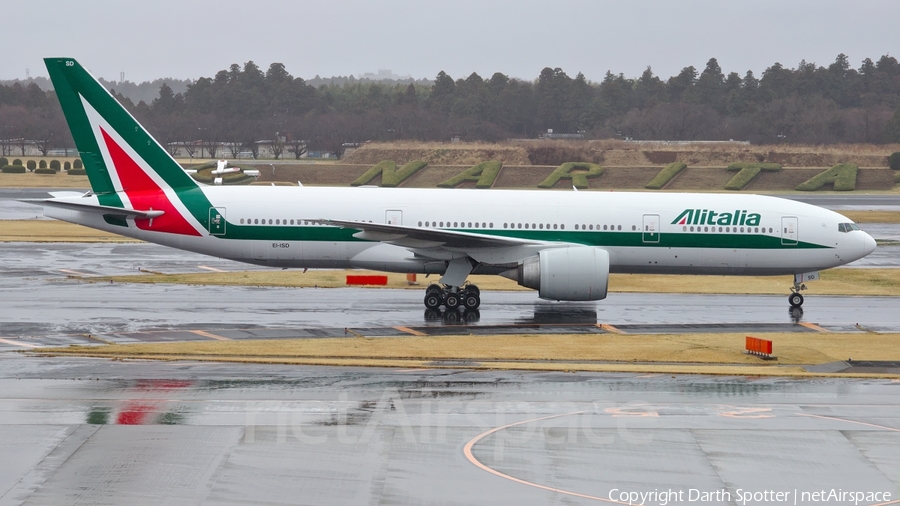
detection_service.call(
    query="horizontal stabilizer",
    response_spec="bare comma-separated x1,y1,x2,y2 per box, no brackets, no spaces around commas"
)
23,199,165,220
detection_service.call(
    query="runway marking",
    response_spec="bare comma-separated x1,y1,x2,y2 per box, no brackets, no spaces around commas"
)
198,265,227,273
395,368,434,373
189,330,231,341
393,326,427,336
798,322,829,332
719,406,774,419
58,268,91,276
0,338,39,348
464,411,631,504
597,323,625,334
464,409,900,506
633,374,660,379
797,412,900,432
605,406,659,417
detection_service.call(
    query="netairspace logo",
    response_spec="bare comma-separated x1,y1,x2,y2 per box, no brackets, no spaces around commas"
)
607,488,893,505
672,209,762,227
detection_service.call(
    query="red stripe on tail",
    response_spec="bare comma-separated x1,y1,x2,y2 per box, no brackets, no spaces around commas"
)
100,128,202,236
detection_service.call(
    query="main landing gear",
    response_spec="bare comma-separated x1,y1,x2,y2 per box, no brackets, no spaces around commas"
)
424,283,481,310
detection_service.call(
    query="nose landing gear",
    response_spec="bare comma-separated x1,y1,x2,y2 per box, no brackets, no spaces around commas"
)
789,273,807,308
423,283,481,310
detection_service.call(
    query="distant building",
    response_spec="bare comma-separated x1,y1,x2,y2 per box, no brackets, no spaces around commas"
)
539,129,585,140
358,69,412,81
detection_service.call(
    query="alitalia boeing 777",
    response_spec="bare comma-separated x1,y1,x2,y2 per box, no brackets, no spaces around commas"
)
34,58,876,310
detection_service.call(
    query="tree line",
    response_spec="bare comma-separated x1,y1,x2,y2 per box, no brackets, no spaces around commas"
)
3,54,900,158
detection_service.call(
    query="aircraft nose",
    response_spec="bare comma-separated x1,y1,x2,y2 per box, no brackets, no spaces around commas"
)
862,232,876,257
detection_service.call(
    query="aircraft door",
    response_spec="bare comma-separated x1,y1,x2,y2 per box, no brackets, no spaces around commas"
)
385,210,402,226
642,214,660,243
209,207,226,236
781,216,798,245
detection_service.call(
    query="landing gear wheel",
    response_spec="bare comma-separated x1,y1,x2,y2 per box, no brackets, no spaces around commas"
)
463,292,480,310
464,284,480,297
444,292,460,310
788,292,804,308
425,284,443,296
424,292,443,310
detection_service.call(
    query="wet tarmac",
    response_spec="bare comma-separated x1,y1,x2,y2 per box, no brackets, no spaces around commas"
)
2,192,900,504
0,354,898,505
1,242,899,351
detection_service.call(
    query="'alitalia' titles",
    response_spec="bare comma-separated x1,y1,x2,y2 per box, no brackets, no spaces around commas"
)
672,209,762,227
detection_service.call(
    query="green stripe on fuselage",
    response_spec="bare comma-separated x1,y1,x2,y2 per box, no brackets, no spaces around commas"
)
213,225,828,250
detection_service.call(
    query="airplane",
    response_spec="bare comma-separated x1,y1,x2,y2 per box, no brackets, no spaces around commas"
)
32,57,876,312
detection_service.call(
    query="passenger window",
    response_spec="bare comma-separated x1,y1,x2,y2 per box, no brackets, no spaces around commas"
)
553,224,558,230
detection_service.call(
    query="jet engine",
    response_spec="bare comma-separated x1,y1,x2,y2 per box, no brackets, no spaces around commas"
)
504,247,609,301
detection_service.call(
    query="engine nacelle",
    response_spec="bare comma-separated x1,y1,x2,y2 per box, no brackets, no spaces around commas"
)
513,247,609,301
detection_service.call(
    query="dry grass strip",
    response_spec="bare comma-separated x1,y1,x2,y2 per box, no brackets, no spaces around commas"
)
0,220,140,242
34,332,900,378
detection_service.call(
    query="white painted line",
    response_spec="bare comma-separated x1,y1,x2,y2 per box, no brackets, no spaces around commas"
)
198,265,227,273
0,338,39,348
190,330,231,341
58,269,91,276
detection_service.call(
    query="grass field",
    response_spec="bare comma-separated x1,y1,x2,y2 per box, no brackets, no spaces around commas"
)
0,220,139,242
35,331,900,378
0,172,89,188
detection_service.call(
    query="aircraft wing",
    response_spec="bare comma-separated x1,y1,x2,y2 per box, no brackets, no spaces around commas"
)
311,219,561,264
23,198,165,220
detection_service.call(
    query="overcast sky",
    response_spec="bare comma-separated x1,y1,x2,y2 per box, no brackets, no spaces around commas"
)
5,0,899,84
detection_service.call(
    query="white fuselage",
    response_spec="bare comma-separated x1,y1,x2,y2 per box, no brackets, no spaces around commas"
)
45,186,875,277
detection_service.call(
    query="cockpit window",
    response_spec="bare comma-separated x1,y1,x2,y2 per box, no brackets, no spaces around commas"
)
838,222,860,233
